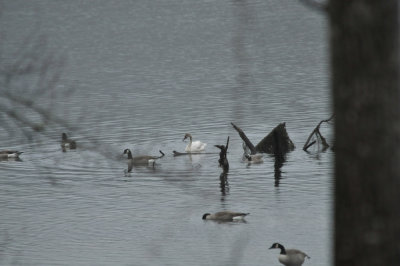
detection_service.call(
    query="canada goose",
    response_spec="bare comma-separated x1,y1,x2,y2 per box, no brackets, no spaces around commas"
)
269,243,310,266
244,153,263,164
0,150,23,159
202,211,249,221
183,133,206,153
61,133,77,150
123,149,165,171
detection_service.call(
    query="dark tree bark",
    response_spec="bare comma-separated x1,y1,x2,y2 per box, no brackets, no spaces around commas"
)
330,1,400,265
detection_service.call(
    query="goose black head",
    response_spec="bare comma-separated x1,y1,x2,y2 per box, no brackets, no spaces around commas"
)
62,133,68,141
123,149,132,159
202,213,211,220
269,243,283,249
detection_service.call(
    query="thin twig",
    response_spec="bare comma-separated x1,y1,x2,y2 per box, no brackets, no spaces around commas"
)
303,114,334,151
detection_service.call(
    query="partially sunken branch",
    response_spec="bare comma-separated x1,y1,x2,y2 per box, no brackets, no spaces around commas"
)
303,114,334,151
231,122,295,156
215,136,230,173
255,123,295,154
231,123,257,154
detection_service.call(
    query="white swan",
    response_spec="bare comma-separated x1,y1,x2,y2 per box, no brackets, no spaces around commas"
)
183,133,206,153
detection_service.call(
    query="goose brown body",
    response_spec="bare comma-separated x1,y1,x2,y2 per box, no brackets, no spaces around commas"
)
0,150,23,158
269,243,310,266
61,133,76,150
123,149,165,172
202,211,249,221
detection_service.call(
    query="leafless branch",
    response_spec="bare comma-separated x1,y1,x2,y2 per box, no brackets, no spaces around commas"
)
303,114,334,151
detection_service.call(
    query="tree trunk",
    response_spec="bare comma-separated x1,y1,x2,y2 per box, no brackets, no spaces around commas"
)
330,1,400,265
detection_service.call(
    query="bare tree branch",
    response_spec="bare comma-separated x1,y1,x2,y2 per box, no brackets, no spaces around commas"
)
303,114,334,151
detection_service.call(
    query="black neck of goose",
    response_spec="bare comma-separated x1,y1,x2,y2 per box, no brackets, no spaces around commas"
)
126,150,133,159
278,244,286,255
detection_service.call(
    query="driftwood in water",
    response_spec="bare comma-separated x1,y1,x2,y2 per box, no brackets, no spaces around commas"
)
231,122,295,156
303,114,334,151
231,123,257,154
255,123,295,154
172,151,218,156
215,136,230,172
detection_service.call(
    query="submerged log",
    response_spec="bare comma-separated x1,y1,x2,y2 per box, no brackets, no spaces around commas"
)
172,151,218,156
231,122,295,156
255,123,295,154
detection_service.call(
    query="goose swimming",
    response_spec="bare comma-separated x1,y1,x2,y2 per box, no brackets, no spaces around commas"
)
123,148,165,172
202,211,249,221
269,243,310,266
244,153,263,164
0,150,23,159
61,133,77,150
183,133,206,153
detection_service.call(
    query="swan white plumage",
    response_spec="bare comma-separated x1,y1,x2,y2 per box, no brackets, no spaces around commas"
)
183,133,206,153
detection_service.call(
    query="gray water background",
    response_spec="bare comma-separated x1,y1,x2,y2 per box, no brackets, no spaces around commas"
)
0,1,332,265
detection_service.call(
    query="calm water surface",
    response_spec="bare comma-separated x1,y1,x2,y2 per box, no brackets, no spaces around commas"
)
0,1,332,265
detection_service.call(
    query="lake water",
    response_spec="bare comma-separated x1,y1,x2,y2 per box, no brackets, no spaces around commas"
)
0,1,332,265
